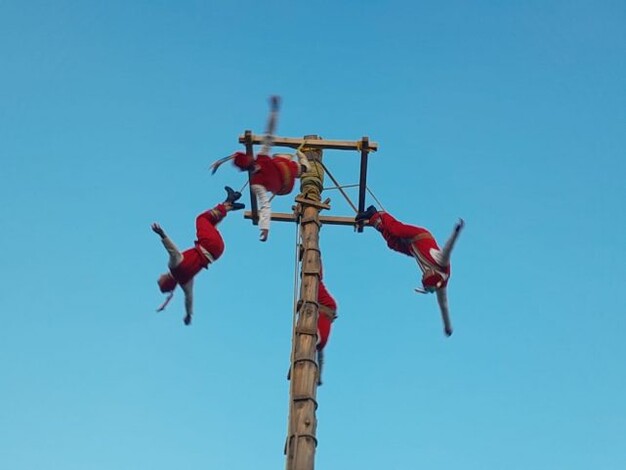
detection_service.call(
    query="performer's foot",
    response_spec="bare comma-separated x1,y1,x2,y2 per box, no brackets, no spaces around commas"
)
355,205,378,223
229,202,245,211
260,229,269,242
224,186,242,204
184,314,192,326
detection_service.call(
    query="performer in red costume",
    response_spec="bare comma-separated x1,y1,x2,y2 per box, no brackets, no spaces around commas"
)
232,149,310,242
152,186,244,325
316,277,337,385
317,279,337,352
356,205,464,336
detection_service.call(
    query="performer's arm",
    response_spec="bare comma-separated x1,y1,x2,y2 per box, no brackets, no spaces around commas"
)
181,279,194,324
295,150,312,173
440,218,464,266
152,223,183,268
436,288,453,337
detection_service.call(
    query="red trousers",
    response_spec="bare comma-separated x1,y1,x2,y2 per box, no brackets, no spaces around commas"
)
317,279,337,351
170,205,226,286
372,212,443,268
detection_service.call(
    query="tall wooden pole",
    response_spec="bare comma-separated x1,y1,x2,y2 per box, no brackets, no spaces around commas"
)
286,136,324,470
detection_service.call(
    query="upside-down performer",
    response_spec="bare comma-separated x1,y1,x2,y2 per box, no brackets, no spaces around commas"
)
152,186,244,325
355,206,464,336
232,149,310,242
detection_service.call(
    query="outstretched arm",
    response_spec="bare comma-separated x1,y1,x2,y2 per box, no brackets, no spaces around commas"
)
151,222,166,239
436,288,453,337
181,279,194,325
440,218,464,266
152,223,183,268
260,95,280,155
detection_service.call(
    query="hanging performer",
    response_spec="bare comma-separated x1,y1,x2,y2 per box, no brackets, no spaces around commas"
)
152,186,244,325
355,206,464,336
233,95,309,241
231,148,310,241
209,96,311,242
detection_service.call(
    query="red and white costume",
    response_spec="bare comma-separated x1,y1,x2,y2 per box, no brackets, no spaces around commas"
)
232,151,306,235
156,204,228,321
370,211,463,329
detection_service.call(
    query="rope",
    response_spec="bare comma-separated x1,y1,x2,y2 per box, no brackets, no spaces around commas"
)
238,180,249,193
323,183,360,191
317,160,358,213
366,185,387,213
286,211,302,464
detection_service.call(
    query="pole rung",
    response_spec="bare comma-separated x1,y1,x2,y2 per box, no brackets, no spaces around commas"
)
295,196,331,210
287,433,319,446
295,326,318,336
300,216,321,227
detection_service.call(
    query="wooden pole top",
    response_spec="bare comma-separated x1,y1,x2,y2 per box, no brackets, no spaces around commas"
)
243,211,365,227
238,132,378,152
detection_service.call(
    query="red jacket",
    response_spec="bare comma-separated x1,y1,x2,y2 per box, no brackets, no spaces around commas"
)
234,152,299,195
317,280,337,351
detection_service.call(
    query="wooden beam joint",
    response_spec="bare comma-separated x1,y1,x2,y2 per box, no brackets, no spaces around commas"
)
238,132,378,152
295,196,331,210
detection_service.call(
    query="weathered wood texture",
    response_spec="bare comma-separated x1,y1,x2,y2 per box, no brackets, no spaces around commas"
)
239,132,378,152
285,139,323,470
243,211,360,227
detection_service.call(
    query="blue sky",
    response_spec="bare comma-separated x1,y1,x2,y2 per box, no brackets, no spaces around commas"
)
1,1,625,469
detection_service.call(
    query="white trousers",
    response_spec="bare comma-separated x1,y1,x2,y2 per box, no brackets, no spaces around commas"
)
252,184,271,231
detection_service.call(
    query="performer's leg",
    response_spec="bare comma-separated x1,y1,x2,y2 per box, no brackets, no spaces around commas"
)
195,210,225,260
375,212,430,239
252,184,271,241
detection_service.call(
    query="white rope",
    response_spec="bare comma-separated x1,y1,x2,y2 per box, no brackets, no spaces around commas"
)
285,213,302,464
317,160,358,213
238,180,249,193
366,186,387,213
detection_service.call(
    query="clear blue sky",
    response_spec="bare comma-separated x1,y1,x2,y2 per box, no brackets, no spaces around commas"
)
1,1,625,469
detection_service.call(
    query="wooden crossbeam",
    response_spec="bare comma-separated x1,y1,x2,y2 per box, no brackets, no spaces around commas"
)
238,132,378,152
243,211,362,227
